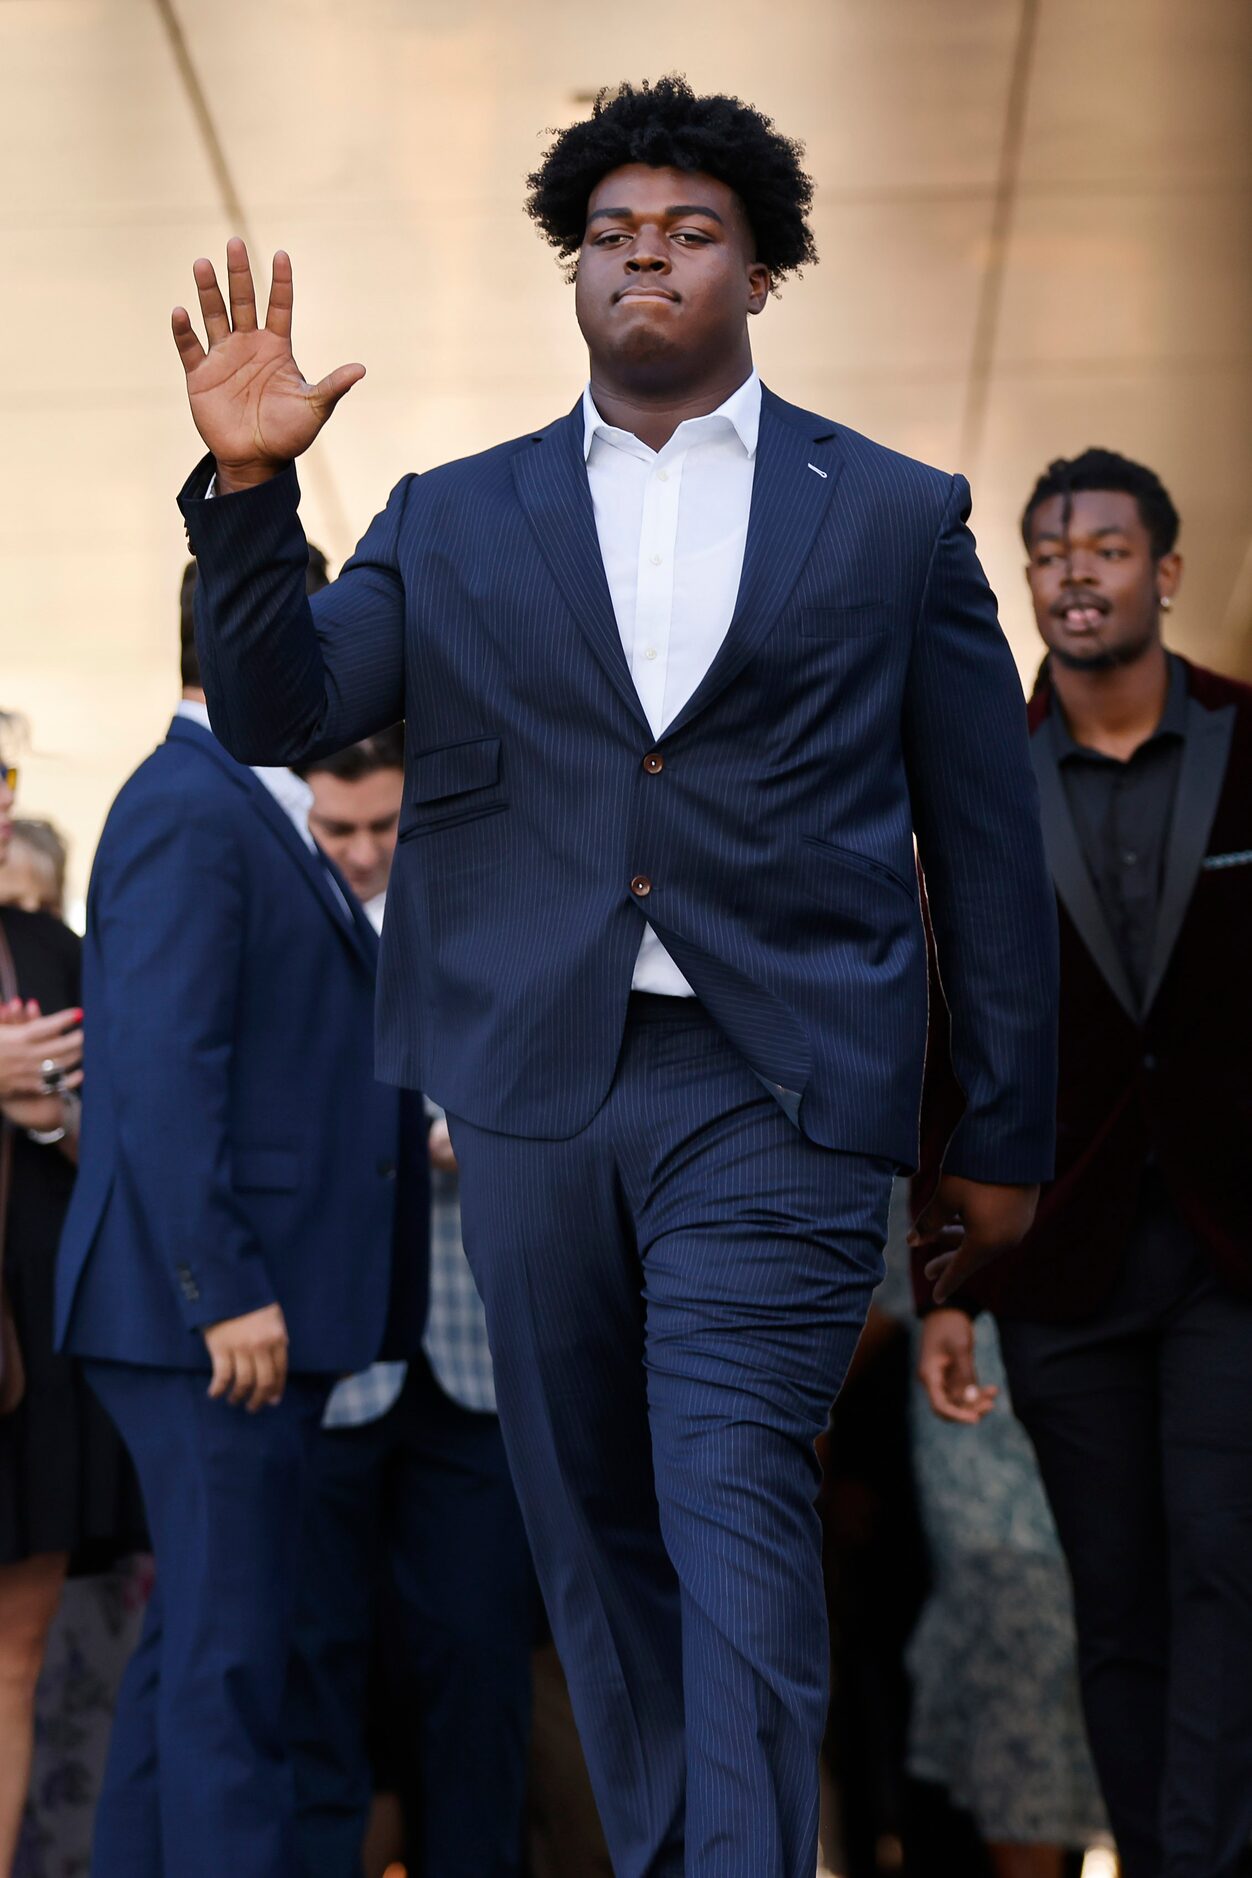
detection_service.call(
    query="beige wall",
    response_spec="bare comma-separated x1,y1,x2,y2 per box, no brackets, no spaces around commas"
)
2,0,1250,918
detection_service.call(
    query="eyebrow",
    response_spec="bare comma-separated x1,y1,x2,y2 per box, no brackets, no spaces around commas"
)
586,203,725,227
1034,524,1133,543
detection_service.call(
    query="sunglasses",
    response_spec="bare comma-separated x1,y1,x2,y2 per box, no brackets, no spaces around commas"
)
2,767,17,793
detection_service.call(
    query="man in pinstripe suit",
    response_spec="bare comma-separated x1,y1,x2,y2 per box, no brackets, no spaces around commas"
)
171,77,1057,1878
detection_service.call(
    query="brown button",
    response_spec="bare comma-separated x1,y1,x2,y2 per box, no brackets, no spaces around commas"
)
643,751,665,774
630,875,653,897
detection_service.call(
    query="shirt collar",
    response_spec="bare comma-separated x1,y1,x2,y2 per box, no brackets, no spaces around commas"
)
176,696,212,732
582,370,761,463
1051,651,1188,764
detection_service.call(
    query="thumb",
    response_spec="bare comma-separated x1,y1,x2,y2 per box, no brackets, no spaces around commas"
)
910,1191,954,1244
311,361,366,415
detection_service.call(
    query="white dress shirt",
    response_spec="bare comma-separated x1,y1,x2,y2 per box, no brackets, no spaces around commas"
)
582,370,760,996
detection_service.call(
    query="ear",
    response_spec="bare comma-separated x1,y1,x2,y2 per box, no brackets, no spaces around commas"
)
747,263,772,315
1156,550,1182,604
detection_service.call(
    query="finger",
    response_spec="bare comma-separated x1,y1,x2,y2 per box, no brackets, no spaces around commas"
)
207,1347,233,1399
25,1007,83,1038
225,235,258,333
171,306,208,374
264,249,294,340
193,256,231,345
62,1069,84,1091
310,362,366,415
247,1346,276,1413
919,1359,981,1424
909,1197,956,1245
923,1249,957,1285
228,1349,255,1406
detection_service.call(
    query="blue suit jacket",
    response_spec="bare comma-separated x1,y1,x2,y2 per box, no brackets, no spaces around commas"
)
182,386,1058,1181
56,716,426,1373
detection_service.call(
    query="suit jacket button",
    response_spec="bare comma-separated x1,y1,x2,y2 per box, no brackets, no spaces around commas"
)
377,1160,397,1179
643,752,664,774
630,875,652,897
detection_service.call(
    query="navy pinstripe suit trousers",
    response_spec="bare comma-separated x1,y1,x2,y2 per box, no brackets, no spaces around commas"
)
450,996,894,1878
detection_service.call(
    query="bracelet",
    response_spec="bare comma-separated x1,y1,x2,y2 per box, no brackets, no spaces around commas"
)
27,1092,79,1148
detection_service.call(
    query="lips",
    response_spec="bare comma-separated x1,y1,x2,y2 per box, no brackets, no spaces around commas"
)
614,286,680,303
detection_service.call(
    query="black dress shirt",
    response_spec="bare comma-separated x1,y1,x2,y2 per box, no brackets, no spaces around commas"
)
1051,654,1188,1009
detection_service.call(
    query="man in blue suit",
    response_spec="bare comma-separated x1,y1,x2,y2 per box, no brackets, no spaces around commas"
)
55,562,426,1878
170,78,1057,1878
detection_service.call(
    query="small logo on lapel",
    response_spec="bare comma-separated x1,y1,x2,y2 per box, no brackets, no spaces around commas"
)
1202,849,1252,871
807,462,828,480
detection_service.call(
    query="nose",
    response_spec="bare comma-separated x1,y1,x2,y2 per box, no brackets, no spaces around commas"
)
625,230,669,274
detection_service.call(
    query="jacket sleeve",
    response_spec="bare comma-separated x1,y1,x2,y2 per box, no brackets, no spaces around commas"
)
178,456,415,766
902,472,1058,1186
93,790,279,1331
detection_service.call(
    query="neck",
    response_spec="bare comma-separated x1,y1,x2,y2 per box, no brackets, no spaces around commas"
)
1049,637,1170,760
182,686,207,705
588,343,754,452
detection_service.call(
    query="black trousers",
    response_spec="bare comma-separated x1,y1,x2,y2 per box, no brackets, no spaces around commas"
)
284,1355,537,1878
999,1177,1252,1878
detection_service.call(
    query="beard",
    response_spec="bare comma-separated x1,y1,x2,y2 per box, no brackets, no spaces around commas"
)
1050,621,1158,673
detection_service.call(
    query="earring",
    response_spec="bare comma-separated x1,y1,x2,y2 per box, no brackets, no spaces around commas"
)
1160,595,1173,611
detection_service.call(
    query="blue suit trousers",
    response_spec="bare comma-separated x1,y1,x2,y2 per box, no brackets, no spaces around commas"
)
82,1362,328,1878
450,995,894,1878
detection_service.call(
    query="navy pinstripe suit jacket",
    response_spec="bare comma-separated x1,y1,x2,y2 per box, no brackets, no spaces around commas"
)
181,384,1057,1181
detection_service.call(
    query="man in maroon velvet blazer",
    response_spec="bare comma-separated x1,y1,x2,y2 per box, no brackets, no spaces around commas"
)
913,449,1252,1878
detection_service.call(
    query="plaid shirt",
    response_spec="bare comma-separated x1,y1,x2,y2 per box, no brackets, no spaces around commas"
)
323,1117,496,1428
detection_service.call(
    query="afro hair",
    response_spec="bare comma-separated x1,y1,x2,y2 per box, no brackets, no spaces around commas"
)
526,76,817,284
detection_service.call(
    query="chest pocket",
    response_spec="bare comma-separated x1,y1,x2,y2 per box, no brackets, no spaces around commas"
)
798,603,893,639
400,736,505,837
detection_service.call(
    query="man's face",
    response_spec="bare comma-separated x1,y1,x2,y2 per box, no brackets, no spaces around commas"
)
1026,489,1181,672
306,767,403,903
574,164,770,384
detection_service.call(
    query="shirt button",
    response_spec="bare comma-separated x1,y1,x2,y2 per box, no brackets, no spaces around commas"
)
643,647,658,661
630,875,653,897
643,752,664,774
657,468,669,482
650,553,663,566
1122,851,1138,866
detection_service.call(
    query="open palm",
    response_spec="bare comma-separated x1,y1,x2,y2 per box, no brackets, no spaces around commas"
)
171,237,364,488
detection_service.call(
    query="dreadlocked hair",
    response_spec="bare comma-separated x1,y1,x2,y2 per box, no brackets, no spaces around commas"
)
1021,448,1180,559
525,76,817,284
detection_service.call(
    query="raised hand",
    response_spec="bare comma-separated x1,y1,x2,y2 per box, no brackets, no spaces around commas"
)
171,237,364,493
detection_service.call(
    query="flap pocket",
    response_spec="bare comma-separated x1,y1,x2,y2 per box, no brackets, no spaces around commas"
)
232,1147,300,1193
409,736,501,805
801,835,915,903
798,603,892,639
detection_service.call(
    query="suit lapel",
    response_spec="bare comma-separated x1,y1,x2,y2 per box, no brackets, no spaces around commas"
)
1140,695,1234,1012
241,774,379,975
664,392,843,739
1030,725,1139,1021
511,408,650,732
166,718,377,976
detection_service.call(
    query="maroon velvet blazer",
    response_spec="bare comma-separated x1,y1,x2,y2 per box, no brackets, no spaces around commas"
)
916,658,1252,1322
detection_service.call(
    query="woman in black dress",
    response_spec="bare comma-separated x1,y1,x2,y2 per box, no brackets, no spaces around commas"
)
0,752,145,1871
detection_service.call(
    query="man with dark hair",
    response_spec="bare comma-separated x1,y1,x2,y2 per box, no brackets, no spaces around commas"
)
287,728,535,1877
916,449,1252,1878
56,559,427,1878
171,77,1058,1877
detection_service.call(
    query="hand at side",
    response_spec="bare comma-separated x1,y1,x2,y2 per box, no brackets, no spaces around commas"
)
203,1303,289,1412
909,1173,1038,1305
916,1308,998,1425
